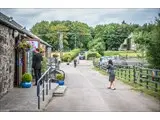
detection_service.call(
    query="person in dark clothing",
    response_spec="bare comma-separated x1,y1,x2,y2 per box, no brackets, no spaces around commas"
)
107,60,116,90
32,48,43,85
74,58,77,68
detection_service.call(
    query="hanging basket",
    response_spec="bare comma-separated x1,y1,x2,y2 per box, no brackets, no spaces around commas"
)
15,39,32,52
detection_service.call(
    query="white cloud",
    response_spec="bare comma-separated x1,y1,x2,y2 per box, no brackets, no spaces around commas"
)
0,8,159,30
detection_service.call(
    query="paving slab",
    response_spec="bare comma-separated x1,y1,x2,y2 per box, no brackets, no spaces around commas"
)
0,83,58,112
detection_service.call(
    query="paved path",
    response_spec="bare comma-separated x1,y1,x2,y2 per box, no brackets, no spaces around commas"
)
45,60,160,112
0,83,58,111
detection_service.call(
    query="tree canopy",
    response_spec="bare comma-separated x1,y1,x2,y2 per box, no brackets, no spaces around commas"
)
31,20,92,51
30,14,160,68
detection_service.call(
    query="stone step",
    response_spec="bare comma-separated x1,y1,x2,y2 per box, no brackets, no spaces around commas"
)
53,85,67,96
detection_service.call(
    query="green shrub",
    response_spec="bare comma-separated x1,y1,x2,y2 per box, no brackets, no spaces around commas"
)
41,57,48,73
22,73,32,82
96,52,101,58
56,74,64,80
61,53,71,62
52,53,59,58
62,49,80,62
87,52,101,59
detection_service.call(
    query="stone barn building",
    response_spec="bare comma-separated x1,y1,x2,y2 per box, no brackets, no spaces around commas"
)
0,12,52,98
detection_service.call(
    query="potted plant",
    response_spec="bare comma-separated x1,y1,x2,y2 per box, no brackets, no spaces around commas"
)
21,73,32,88
52,53,59,58
56,73,64,85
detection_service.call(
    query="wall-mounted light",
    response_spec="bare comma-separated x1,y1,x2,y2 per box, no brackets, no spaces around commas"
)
13,30,19,38
23,34,27,37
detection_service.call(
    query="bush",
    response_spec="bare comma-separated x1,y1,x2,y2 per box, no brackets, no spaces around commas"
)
62,49,80,62
87,52,101,60
56,74,64,80
22,73,32,82
52,53,59,58
61,53,71,62
96,52,101,58
87,52,97,58
41,57,48,73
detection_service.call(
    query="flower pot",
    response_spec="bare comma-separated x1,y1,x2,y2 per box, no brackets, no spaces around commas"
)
56,81,59,84
21,82,32,88
58,80,64,86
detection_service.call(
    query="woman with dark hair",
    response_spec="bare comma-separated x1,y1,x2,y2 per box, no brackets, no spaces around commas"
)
107,59,116,90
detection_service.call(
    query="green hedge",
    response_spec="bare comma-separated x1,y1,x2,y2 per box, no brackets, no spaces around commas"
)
41,57,48,73
104,51,139,57
62,49,80,62
87,52,101,60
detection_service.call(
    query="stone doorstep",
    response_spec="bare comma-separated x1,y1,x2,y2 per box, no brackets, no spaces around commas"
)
53,85,67,96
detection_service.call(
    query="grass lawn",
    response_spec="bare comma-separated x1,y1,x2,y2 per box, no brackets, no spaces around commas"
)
104,51,140,57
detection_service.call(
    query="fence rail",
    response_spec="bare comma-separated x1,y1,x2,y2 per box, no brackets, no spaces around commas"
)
37,61,65,109
93,61,160,97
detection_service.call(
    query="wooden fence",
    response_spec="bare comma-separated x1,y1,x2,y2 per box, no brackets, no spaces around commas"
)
93,60,160,97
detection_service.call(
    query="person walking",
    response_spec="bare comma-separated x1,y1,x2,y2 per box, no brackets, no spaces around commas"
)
32,48,43,86
73,58,77,68
107,59,116,90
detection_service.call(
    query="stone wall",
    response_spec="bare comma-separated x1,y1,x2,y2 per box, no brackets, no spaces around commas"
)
0,24,15,98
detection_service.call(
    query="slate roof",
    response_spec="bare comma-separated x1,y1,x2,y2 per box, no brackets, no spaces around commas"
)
0,12,52,47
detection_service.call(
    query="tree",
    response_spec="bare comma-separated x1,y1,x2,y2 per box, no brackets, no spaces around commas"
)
102,23,131,50
132,31,151,58
88,37,105,55
30,20,92,51
146,13,160,68
122,20,126,24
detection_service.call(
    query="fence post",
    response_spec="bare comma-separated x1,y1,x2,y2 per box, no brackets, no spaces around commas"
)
146,69,149,89
133,66,136,83
125,66,127,80
155,82,158,92
128,66,130,81
154,71,158,92
121,66,123,80
139,67,142,86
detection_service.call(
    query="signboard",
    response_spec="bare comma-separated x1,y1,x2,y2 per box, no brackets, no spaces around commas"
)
28,40,39,51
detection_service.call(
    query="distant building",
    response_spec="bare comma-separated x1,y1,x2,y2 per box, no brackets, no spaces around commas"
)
119,33,137,51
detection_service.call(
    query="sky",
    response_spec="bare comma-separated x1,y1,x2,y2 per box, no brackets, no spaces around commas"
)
0,8,159,30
